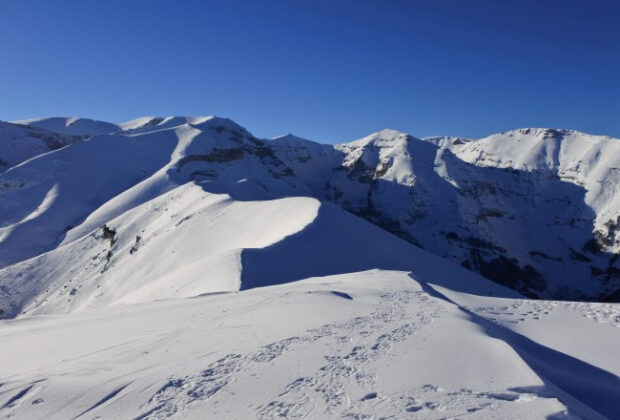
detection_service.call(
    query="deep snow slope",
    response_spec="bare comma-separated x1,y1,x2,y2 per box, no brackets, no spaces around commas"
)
0,121,84,172
0,270,617,419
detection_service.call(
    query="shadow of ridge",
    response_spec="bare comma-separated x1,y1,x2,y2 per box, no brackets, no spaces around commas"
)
414,274,619,420
239,201,521,299
193,178,287,201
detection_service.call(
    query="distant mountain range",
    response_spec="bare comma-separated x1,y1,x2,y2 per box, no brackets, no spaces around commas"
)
0,115,617,317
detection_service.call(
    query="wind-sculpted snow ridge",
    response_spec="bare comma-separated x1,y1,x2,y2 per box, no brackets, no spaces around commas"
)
0,181,515,318
0,116,317,317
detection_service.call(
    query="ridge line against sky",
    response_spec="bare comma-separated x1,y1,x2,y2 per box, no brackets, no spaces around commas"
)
1,0,619,143
12,115,620,146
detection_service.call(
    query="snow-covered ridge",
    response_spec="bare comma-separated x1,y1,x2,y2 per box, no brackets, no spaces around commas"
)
118,115,237,134
0,116,618,419
0,121,85,172
1,116,618,302
12,116,120,136
294,126,620,300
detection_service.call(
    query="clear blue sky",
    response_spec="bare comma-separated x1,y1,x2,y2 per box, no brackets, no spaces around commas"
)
2,0,619,142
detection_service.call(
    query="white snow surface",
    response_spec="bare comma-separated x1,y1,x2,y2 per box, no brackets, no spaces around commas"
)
1,270,618,419
0,121,84,172
11,117,120,137
0,116,618,419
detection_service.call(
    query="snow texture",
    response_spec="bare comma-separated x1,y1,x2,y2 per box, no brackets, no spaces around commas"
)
0,115,618,419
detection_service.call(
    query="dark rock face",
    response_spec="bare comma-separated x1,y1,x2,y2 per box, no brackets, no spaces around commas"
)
102,225,117,244
462,251,545,298
177,148,245,169
270,131,619,301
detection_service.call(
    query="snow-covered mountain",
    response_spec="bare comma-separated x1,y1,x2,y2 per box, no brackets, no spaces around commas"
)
0,116,618,419
13,116,120,137
0,121,84,172
275,127,620,301
1,117,618,304
0,116,489,318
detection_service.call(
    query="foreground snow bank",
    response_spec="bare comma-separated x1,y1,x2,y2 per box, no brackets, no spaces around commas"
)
1,270,617,419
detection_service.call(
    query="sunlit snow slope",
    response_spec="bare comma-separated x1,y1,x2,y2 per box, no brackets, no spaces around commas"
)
12,116,120,137
0,121,84,172
1,270,618,419
0,116,618,419
1,116,619,301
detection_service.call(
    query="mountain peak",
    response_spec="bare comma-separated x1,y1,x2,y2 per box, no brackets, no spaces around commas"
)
374,128,412,138
343,129,419,149
11,116,120,137
119,116,249,135
271,133,316,145
499,127,573,139
190,116,249,133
